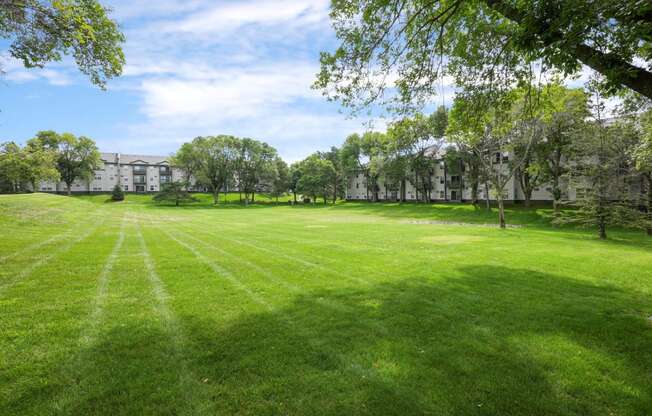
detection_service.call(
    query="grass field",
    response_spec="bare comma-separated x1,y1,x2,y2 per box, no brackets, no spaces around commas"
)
1,193,651,415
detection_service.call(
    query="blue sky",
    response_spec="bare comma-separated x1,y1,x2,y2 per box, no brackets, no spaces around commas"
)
0,0,389,162
0,0,602,162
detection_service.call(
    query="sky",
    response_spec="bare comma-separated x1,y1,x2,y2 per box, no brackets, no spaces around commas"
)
0,0,600,162
0,0,386,162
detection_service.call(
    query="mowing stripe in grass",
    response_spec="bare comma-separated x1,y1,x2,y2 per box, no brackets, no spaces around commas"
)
0,215,103,264
165,227,360,310
79,218,126,346
136,224,210,414
168,221,375,286
48,219,126,413
0,218,106,296
0,200,104,262
198,231,368,285
150,224,392,393
157,226,272,309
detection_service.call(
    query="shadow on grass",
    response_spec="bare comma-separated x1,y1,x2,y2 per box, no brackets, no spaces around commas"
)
174,265,652,415
8,265,650,415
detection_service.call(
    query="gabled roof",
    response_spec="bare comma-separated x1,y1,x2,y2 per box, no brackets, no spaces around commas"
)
119,154,170,165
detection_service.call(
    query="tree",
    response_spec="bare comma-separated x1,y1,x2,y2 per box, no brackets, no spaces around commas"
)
153,181,198,207
316,0,652,116
23,136,60,191
289,163,302,204
320,146,345,203
0,142,26,193
537,85,589,214
635,109,652,234
38,132,100,195
271,157,290,204
234,138,278,205
388,112,445,202
296,154,337,204
447,87,541,228
558,82,649,239
188,136,238,205
1,0,125,88
111,184,124,201
173,142,203,186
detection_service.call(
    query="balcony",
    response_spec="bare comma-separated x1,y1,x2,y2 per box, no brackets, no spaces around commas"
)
159,166,171,175
133,166,147,174
133,175,146,184
160,175,172,184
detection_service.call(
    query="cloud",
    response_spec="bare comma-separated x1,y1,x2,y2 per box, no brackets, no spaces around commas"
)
1,56,72,86
152,0,330,36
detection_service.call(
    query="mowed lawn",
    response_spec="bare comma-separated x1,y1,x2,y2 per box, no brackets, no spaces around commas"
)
1,194,651,415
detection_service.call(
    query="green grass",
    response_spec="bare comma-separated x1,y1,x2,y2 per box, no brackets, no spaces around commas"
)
1,193,651,415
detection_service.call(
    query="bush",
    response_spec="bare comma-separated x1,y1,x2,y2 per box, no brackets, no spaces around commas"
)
111,184,124,201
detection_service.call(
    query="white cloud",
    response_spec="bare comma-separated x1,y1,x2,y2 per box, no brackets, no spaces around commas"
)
1,56,72,86
154,0,330,35
139,63,319,119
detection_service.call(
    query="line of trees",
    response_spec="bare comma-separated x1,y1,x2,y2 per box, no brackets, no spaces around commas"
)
0,131,100,195
173,135,289,205
313,80,651,238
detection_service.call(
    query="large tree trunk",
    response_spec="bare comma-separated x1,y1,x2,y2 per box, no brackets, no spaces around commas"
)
293,191,297,204
498,196,506,229
484,181,490,210
66,184,72,196
471,182,479,205
213,188,219,205
524,190,531,207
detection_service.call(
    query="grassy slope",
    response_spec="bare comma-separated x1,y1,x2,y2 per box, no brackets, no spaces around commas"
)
1,193,651,415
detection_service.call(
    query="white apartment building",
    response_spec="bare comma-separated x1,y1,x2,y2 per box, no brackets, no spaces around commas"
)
346,152,588,203
39,153,186,193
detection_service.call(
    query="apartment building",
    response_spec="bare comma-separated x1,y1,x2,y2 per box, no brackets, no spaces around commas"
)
345,151,586,203
39,152,186,193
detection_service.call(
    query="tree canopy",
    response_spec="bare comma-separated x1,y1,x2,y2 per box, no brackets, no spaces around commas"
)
315,0,652,113
1,0,125,88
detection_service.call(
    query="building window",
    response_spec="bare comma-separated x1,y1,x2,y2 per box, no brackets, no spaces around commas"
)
95,175,102,180
124,185,128,191
439,177,444,184
150,185,155,191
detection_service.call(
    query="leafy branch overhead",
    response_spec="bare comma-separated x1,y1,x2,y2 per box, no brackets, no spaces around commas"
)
0,0,126,88
315,0,652,112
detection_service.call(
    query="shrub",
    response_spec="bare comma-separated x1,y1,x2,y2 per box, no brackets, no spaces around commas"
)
111,184,124,201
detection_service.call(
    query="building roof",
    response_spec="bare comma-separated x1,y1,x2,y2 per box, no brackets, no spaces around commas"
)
100,152,172,165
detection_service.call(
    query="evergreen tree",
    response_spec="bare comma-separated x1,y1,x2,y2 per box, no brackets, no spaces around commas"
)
111,184,124,201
